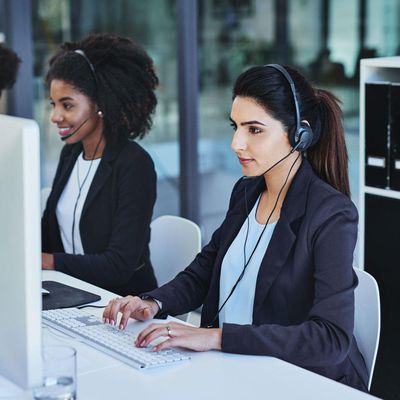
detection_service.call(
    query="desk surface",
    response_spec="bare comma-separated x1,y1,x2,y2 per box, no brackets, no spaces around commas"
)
1,271,378,400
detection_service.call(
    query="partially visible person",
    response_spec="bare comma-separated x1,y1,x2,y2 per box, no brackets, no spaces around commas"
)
0,43,21,100
42,34,159,296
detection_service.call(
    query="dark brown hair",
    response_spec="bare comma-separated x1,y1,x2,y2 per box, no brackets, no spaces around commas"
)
307,89,350,197
233,65,350,197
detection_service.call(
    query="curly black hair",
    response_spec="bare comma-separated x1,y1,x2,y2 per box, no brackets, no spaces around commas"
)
0,44,21,97
46,33,159,145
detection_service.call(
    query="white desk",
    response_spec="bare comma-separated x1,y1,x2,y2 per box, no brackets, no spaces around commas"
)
1,271,379,400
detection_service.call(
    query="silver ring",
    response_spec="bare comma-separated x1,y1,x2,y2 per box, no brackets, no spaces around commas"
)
166,325,171,337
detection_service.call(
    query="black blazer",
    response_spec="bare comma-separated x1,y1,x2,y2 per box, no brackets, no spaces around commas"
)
42,140,158,296
145,159,369,392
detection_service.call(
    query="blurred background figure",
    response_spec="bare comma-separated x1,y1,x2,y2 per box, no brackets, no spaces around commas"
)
0,41,21,113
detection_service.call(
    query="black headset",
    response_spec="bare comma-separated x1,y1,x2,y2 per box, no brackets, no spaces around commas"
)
264,64,314,152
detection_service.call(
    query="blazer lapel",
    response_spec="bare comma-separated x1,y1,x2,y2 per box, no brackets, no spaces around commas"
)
253,213,296,316
51,144,82,204
253,159,314,315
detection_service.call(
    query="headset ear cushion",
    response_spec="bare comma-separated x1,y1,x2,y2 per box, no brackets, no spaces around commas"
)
296,124,314,151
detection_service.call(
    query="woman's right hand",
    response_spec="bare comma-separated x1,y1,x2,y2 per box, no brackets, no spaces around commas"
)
102,296,159,330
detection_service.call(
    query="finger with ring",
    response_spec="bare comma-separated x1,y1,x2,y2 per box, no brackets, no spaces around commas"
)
166,325,172,337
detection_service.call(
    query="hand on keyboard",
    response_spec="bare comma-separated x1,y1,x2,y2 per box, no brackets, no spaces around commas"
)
136,321,223,353
103,296,159,330
42,308,190,369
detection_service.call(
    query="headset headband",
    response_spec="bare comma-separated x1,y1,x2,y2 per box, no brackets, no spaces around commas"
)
264,64,301,142
74,49,99,90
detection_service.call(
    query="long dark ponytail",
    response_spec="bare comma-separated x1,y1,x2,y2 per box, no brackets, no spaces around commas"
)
233,65,351,197
307,89,350,197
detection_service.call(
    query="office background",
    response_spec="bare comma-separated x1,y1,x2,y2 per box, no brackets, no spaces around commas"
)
2,0,399,244
1,1,400,398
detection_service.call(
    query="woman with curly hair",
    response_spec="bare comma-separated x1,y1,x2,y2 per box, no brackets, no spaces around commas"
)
41,34,159,296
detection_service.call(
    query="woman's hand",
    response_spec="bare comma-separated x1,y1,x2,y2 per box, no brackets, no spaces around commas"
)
42,253,55,270
102,296,159,329
135,321,222,352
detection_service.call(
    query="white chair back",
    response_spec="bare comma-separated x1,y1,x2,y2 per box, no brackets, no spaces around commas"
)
150,215,201,286
353,268,381,390
41,187,52,216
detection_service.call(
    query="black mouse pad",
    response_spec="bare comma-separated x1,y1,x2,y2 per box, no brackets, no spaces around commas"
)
42,280,101,310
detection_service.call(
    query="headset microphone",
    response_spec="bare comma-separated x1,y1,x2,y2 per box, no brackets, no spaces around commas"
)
60,110,102,141
242,146,299,181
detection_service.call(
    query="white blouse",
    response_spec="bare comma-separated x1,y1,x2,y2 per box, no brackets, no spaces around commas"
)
56,153,101,255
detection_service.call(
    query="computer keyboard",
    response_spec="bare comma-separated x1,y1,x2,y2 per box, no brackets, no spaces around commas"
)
42,308,190,369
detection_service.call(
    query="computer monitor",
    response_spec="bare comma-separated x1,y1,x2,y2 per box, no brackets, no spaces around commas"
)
0,115,42,389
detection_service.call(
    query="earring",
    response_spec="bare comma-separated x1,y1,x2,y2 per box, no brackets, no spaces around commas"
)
97,110,103,117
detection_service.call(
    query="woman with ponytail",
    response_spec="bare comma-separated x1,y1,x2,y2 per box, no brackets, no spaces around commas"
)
103,64,368,392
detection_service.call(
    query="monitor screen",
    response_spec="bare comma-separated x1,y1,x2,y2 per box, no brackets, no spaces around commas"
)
0,115,42,389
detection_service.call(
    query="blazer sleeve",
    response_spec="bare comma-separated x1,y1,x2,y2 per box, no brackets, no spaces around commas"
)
221,195,359,368
143,178,245,317
52,148,156,288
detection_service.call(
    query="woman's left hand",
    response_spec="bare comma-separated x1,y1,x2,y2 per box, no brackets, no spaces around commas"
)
42,253,55,270
135,321,222,352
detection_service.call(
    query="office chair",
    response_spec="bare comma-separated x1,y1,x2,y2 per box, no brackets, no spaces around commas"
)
149,215,202,324
41,187,52,216
150,215,201,287
353,267,381,390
